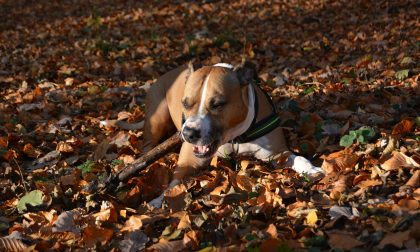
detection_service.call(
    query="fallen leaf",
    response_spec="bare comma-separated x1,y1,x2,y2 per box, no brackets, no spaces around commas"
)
164,184,188,212
183,230,200,250
17,190,51,213
235,174,253,191
380,151,420,170
328,231,364,250
265,224,278,238
397,199,419,210
82,226,113,248
177,211,191,230
121,215,143,232
259,238,285,252
392,118,414,136
405,170,420,188
321,150,359,174
305,210,318,226
93,138,110,161
52,209,83,235
378,230,411,249
148,238,185,252
328,206,353,220
119,230,149,252
0,237,28,251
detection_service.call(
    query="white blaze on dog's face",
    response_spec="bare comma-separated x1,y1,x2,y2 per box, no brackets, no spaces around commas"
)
181,63,255,158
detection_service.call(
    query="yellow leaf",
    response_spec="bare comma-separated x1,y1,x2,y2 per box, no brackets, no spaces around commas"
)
210,156,218,167
306,210,318,226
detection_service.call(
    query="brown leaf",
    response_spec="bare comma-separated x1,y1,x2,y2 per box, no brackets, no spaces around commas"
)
93,138,110,161
330,175,352,199
212,205,234,219
56,141,74,153
321,150,359,174
22,143,41,158
210,173,229,196
0,136,8,148
397,199,419,210
183,230,200,250
165,184,188,212
378,230,411,249
93,202,117,224
405,169,420,188
177,212,191,230
202,171,222,194
259,238,284,252
121,215,143,232
119,230,149,252
380,151,420,170
235,174,253,192
0,237,28,251
265,224,278,238
82,226,113,248
414,188,420,201
353,179,382,197
60,174,79,186
286,201,308,218
328,231,364,250
392,118,414,136
148,238,185,252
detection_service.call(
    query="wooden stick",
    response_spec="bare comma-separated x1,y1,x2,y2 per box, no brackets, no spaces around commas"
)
116,133,182,182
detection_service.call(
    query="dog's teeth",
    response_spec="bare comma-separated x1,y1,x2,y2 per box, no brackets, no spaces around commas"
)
193,144,210,154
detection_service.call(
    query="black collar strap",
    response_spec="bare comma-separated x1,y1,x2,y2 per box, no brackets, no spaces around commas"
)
232,84,281,144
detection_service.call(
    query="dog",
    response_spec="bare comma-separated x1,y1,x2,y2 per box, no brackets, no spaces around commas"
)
143,61,323,207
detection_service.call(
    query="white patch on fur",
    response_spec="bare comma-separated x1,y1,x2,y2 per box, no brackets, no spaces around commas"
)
217,135,274,161
286,154,324,175
213,63,234,69
222,84,255,143
198,74,210,115
181,115,211,146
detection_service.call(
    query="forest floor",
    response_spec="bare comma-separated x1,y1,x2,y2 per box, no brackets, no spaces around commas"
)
0,0,419,251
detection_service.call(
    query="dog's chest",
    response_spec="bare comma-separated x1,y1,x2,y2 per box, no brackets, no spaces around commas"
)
216,136,274,161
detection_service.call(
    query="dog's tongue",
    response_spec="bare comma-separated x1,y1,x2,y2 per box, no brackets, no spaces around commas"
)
193,145,209,154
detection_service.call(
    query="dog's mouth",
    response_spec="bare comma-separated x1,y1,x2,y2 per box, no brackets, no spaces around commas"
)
192,141,218,158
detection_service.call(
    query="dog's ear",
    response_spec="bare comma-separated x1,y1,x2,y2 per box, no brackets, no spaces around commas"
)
234,60,258,86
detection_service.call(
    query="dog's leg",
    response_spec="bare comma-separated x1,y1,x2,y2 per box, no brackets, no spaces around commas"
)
149,142,210,208
143,87,176,152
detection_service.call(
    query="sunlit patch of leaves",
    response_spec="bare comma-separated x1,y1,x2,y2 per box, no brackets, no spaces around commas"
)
0,0,419,251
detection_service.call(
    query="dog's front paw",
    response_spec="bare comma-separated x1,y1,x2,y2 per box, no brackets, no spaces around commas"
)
287,154,325,181
148,194,164,209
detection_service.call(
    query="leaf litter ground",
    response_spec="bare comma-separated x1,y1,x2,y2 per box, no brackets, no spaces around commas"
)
0,0,419,251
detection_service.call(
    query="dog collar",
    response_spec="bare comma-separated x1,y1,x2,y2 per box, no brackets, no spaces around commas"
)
232,84,281,144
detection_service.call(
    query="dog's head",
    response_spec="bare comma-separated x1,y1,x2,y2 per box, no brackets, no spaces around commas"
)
180,61,257,158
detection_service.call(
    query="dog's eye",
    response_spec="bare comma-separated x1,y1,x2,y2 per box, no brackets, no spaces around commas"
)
210,100,226,110
182,99,192,109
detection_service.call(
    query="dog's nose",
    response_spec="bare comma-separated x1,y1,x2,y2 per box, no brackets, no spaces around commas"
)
182,126,201,143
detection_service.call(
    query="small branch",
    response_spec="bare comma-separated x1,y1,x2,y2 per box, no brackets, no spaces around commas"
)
106,133,183,191
13,158,28,193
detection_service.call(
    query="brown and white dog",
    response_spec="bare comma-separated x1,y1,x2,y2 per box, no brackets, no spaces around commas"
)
144,61,322,207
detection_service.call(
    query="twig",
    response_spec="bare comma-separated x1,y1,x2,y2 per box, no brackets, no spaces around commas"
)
105,133,183,191
13,158,28,193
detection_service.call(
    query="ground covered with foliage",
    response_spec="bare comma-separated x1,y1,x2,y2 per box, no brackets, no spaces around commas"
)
0,0,419,251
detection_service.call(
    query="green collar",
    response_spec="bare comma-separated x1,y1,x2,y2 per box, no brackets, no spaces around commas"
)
232,85,281,144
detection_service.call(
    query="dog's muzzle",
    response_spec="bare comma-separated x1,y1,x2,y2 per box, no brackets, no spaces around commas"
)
181,115,220,158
